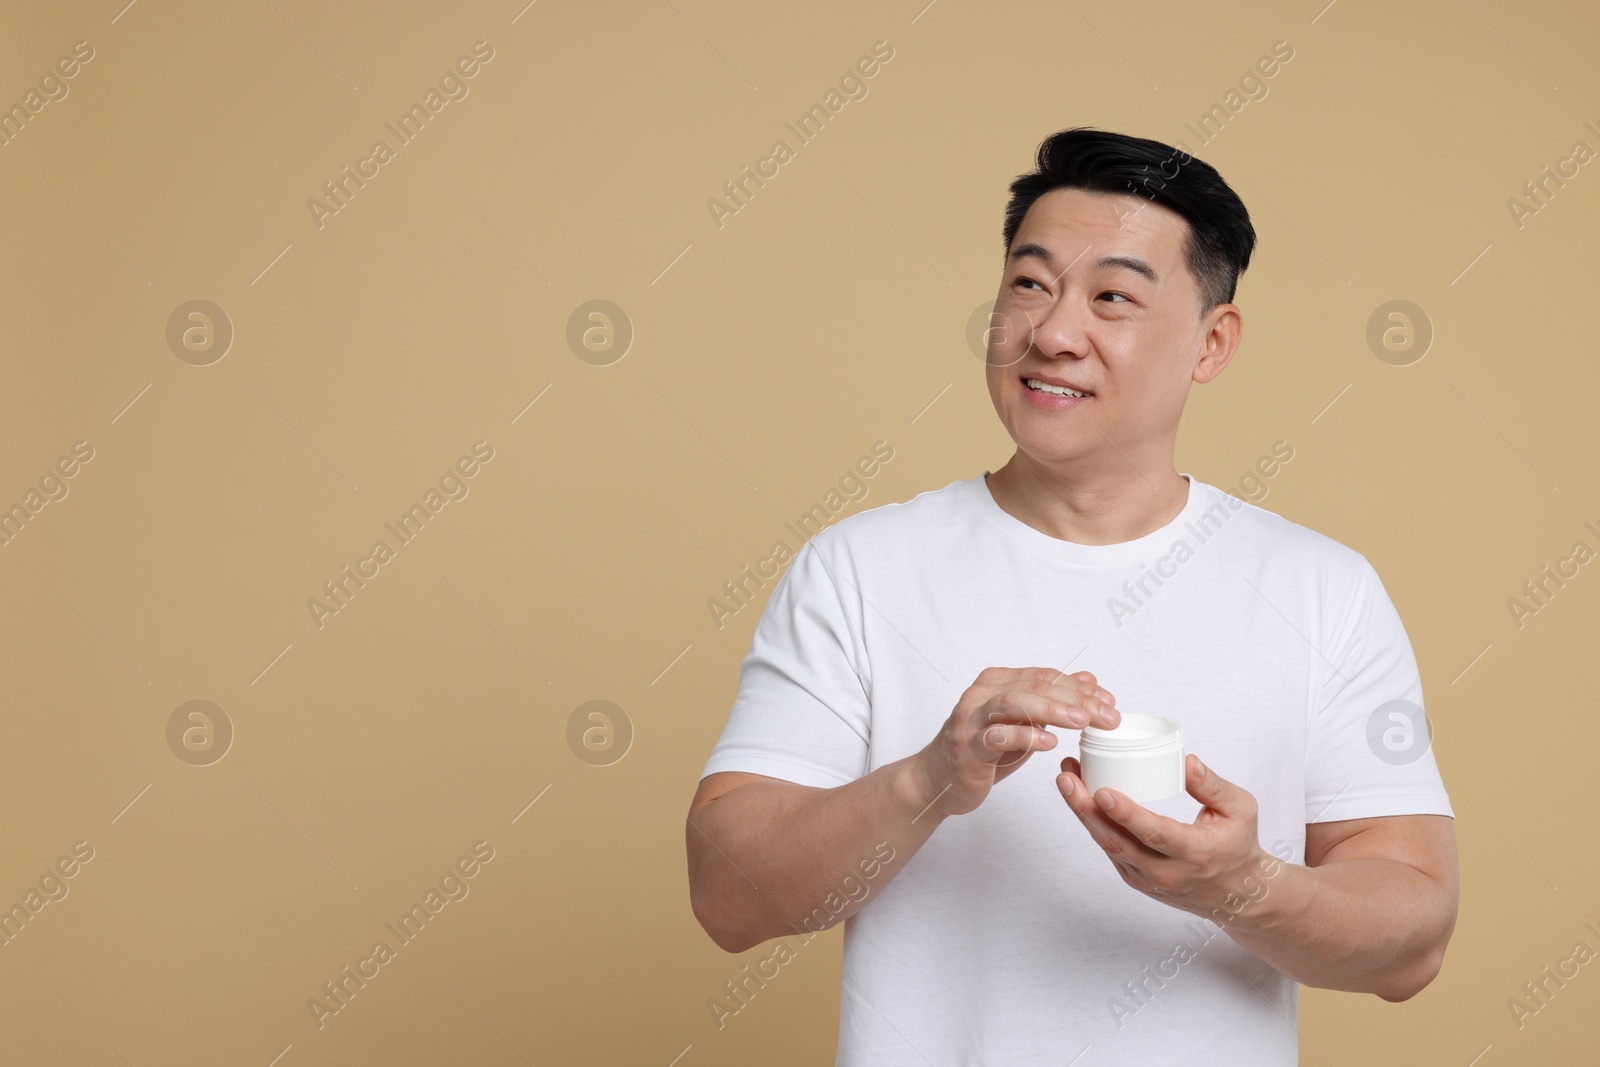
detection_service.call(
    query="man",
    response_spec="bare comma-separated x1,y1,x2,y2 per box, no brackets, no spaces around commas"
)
686,126,1458,1065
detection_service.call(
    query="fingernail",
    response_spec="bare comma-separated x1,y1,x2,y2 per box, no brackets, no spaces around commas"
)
1194,756,1205,775
1096,791,1114,810
1062,775,1075,796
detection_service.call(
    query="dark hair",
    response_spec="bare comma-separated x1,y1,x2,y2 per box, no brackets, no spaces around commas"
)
1002,127,1256,317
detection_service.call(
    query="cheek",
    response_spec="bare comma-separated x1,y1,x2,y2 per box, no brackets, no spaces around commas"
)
1129,332,1189,389
985,365,1008,403
1105,348,1182,414
991,300,1034,353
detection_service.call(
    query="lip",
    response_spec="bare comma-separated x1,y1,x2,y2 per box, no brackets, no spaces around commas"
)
1020,372,1094,396
1019,373,1094,410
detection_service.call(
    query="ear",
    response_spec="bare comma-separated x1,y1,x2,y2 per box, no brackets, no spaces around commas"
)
1193,303,1242,385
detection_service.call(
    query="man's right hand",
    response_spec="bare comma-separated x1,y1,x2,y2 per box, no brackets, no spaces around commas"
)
910,668,1120,820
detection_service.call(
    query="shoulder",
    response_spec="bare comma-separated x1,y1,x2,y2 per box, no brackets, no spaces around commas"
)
1198,481,1377,592
806,475,972,556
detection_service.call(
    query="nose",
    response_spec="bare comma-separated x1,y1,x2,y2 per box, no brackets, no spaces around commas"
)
1023,290,1092,363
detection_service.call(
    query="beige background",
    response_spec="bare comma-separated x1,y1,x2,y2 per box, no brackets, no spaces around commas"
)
1,0,1595,1063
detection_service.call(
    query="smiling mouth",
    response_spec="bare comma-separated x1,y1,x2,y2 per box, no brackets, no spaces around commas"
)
1022,377,1092,398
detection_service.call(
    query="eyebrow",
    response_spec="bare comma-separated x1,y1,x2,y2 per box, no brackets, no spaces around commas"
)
1008,242,1159,284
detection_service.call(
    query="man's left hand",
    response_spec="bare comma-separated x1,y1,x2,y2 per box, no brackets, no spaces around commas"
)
1056,753,1277,919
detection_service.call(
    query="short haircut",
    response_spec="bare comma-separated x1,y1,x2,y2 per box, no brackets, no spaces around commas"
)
1002,127,1257,317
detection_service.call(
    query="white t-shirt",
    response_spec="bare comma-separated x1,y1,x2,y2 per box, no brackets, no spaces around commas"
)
701,471,1454,1066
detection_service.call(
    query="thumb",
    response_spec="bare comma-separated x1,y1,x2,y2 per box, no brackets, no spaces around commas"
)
1185,753,1240,813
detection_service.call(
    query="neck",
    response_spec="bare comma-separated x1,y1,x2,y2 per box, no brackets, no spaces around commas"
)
985,456,1190,545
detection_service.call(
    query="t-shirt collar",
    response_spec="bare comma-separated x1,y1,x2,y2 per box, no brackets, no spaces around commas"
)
970,470,1212,566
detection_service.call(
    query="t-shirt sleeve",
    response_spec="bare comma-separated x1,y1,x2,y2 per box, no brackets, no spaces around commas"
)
1304,556,1455,824
700,534,872,789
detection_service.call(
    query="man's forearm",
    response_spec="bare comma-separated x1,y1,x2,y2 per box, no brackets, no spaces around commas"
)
688,756,943,953
1221,853,1453,1000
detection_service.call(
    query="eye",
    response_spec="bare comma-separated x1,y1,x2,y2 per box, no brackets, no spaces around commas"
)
1100,291,1132,303
1014,276,1045,291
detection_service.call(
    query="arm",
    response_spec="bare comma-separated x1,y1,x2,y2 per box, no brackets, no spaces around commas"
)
686,759,943,954
1231,559,1459,999
1222,813,1459,1001
690,667,1118,953
690,519,1123,952
1057,754,1459,1002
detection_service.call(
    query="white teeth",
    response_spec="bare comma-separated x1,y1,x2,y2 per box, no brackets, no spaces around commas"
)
1025,378,1088,398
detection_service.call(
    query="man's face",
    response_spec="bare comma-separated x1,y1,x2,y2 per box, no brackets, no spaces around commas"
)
985,186,1230,471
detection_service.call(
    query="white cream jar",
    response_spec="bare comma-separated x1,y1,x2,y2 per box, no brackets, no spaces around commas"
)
1078,712,1185,803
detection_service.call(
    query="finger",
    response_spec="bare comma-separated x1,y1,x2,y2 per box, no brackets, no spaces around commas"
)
1043,673,1120,729
1033,668,1119,723
1026,666,1098,691
984,667,1111,708
976,668,1120,728
1185,753,1246,816
1054,671,1118,715
1056,769,1162,863
978,721,1056,763
1086,785,1189,859
980,689,1114,735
